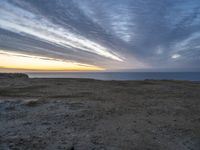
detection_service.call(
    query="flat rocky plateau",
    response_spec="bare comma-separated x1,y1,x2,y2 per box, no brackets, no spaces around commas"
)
0,77,199,150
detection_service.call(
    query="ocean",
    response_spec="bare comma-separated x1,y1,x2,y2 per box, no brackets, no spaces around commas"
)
27,72,200,81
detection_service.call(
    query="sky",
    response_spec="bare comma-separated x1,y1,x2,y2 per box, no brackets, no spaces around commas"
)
0,0,200,72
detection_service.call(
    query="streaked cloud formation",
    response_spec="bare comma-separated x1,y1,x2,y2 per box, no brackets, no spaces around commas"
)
0,0,200,71
0,50,104,71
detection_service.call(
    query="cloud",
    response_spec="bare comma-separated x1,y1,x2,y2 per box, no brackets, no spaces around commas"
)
0,49,104,71
0,1,123,61
0,0,200,71
171,54,181,59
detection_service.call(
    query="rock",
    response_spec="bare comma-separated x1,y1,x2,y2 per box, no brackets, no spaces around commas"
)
23,99,40,107
0,73,29,79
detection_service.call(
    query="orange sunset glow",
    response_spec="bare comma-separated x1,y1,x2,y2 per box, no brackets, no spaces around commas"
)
0,50,104,71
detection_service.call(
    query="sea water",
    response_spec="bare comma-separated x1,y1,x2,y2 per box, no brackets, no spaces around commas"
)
27,72,200,81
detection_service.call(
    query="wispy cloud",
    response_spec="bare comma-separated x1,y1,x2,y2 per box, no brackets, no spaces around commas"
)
0,0,200,71
0,49,104,71
0,1,122,62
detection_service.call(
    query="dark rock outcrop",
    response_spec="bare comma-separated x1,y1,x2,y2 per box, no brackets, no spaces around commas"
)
0,73,29,79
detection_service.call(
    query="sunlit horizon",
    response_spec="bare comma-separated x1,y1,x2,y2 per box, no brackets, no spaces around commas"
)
0,50,104,72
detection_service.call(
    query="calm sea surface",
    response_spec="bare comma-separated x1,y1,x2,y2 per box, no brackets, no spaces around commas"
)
27,72,200,81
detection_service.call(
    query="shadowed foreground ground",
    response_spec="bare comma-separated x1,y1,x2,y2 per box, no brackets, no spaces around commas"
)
0,77,200,150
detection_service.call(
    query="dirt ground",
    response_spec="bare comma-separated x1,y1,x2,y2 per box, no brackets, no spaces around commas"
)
0,78,200,150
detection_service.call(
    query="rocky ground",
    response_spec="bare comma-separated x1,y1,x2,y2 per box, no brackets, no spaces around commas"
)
0,77,200,150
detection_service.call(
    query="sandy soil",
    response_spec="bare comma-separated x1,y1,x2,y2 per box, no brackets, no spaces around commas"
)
0,78,200,150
